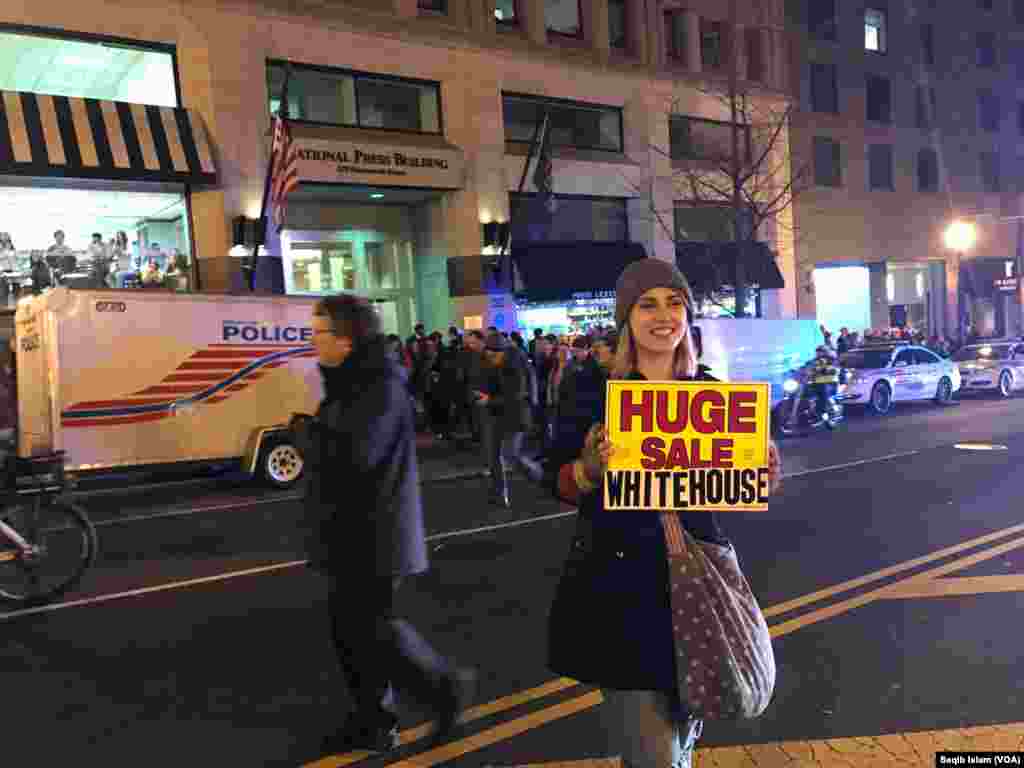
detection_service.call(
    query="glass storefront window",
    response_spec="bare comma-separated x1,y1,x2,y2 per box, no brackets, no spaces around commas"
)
267,61,441,134
0,30,177,106
0,183,193,303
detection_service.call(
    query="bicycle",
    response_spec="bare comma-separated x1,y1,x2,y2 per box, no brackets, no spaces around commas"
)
0,450,98,608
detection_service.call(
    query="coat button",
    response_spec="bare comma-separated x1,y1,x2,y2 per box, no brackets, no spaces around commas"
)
616,551,624,558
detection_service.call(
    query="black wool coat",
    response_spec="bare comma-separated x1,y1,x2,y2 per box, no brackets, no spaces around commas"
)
545,368,730,692
294,336,428,579
486,346,533,433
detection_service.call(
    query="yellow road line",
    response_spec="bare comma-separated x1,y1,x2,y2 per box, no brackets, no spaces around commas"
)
769,535,1024,638
304,692,603,768
883,574,1024,599
301,678,584,768
762,520,1024,618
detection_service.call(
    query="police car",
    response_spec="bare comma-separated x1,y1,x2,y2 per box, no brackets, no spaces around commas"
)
837,342,961,415
954,340,1024,397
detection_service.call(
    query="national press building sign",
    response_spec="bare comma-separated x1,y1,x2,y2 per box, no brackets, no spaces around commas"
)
293,137,465,189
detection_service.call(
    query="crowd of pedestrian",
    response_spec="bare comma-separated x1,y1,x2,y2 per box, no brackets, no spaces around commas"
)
820,323,975,358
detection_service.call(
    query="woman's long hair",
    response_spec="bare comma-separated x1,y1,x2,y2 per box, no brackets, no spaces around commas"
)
611,289,698,381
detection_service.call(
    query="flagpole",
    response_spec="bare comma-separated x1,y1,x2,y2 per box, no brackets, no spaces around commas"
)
249,65,293,293
499,107,549,288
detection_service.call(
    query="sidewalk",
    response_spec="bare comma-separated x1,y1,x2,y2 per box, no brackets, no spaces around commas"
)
500,722,1024,767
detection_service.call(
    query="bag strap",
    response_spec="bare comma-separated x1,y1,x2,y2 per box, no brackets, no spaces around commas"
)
660,512,687,556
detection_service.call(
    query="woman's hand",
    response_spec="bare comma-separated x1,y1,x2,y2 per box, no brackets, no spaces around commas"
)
767,439,783,495
580,423,612,483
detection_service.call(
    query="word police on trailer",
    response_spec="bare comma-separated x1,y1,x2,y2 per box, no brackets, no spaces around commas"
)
222,320,313,343
603,381,772,512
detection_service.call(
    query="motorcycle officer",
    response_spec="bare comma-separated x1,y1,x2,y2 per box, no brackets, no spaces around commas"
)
807,345,840,422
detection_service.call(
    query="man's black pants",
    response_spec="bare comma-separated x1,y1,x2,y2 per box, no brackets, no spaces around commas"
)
328,573,452,726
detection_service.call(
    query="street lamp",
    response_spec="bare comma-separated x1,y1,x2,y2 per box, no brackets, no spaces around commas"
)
943,220,977,252
943,219,978,343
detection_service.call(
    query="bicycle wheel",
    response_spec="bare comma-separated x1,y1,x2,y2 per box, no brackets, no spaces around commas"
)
0,498,98,607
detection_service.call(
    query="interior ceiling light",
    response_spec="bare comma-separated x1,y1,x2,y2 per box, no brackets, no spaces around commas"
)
370,193,384,199
954,443,1008,451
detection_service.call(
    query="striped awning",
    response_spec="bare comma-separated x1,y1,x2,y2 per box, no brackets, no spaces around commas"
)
0,90,216,184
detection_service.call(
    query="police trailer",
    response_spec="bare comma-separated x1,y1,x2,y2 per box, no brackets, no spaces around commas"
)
15,287,322,489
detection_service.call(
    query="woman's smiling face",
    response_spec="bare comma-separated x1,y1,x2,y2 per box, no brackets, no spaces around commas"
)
629,287,688,356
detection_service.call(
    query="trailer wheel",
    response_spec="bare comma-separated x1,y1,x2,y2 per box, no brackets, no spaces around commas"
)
259,434,304,490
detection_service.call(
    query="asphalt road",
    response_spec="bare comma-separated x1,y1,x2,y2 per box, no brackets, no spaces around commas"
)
2,394,1024,767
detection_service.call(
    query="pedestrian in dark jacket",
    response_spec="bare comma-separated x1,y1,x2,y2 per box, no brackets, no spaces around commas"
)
475,332,542,508
545,259,783,768
290,294,475,755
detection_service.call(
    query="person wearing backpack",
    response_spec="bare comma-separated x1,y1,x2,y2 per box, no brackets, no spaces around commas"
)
474,332,542,509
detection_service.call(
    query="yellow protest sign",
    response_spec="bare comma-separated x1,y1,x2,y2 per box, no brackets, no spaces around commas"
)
603,380,771,512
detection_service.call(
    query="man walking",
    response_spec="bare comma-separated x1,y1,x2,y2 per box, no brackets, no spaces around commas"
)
475,332,542,508
291,294,475,755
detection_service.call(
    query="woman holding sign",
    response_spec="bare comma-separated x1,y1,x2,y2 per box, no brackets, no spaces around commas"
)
546,259,782,768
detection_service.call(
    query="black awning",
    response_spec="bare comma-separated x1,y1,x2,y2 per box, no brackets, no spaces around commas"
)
675,240,784,294
962,258,1015,298
512,241,647,303
0,90,217,184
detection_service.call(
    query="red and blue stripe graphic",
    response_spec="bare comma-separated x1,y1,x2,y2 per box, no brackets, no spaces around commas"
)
60,343,317,427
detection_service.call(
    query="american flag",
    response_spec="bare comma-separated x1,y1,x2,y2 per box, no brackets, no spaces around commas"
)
269,113,299,232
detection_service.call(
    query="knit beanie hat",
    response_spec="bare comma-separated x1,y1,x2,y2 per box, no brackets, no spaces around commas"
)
614,258,692,329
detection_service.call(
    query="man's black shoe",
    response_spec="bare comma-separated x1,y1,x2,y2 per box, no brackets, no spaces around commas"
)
430,667,478,746
322,717,400,755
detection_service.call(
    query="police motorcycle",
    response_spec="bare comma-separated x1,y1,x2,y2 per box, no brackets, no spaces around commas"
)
772,348,847,438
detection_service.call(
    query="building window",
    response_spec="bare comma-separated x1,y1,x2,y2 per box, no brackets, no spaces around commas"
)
495,0,518,24
920,24,934,68
670,116,751,163
866,75,892,123
417,0,447,12
745,28,764,81
810,62,838,114
977,31,997,68
609,0,627,49
701,19,725,70
865,9,887,53
868,144,894,190
917,148,939,192
980,151,1001,192
808,0,837,41
916,85,937,130
266,62,442,134
546,0,583,37
978,89,1001,133
1018,102,1024,135
503,94,623,152
665,11,686,62
674,205,754,242
510,194,628,242
0,29,178,106
813,137,842,187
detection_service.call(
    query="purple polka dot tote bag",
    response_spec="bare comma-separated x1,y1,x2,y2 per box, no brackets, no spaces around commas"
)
660,513,776,720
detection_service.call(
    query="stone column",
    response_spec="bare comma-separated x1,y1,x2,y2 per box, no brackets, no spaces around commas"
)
393,0,418,18
625,90,674,264
522,0,547,45
178,8,275,293
589,0,610,61
946,251,961,341
628,0,649,64
684,10,701,73
645,0,664,68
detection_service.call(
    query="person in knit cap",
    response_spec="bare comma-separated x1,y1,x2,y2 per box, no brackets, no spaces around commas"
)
544,258,782,768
